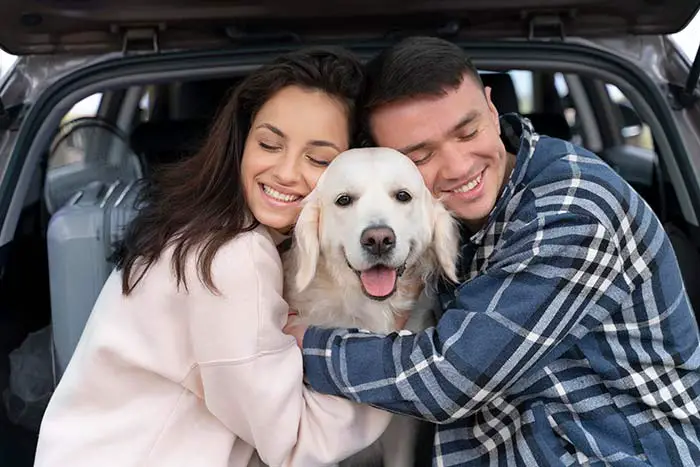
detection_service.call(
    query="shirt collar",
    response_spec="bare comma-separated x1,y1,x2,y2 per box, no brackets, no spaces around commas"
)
265,226,293,256
468,113,537,244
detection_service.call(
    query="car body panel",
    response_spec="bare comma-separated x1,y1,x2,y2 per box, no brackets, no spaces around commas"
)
0,0,698,55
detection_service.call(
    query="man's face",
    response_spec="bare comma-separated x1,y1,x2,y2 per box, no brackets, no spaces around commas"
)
369,75,512,231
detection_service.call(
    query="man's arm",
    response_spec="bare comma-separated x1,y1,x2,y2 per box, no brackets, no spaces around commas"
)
300,212,636,423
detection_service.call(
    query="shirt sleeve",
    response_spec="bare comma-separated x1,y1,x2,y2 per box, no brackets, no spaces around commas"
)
187,231,392,466
301,212,635,424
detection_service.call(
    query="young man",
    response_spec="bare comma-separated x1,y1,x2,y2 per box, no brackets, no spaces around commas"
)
285,37,700,465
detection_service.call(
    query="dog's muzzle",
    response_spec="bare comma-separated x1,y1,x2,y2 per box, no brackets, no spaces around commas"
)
345,257,407,301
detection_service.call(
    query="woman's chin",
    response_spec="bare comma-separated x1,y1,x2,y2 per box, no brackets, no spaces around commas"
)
254,212,296,234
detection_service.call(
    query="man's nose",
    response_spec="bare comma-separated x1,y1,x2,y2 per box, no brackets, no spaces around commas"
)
437,141,471,181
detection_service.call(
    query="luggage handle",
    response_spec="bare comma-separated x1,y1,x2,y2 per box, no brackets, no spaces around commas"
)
101,180,125,267
68,180,106,207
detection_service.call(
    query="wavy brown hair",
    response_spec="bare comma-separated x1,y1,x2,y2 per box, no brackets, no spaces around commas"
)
112,47,364,295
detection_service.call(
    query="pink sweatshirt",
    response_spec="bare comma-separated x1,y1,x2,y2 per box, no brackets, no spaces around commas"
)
34,225,391,467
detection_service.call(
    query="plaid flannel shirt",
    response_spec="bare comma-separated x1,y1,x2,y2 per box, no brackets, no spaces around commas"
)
301,114,700,466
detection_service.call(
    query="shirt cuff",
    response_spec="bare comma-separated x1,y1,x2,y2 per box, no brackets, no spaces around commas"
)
301,325,345,396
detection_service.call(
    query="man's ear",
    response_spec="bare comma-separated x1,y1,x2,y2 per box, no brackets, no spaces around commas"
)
292,194,321,292
430,196,460,283
484,86,501,134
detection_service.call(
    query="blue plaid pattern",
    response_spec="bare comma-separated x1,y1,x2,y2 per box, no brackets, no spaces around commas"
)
302,114,700,466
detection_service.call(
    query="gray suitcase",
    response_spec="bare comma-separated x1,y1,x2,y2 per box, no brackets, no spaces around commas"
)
46,179,143,380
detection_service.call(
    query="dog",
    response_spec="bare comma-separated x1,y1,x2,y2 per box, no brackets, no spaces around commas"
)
282,147,461,467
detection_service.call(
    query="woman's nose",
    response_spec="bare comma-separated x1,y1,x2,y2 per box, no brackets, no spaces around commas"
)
272,150,302,186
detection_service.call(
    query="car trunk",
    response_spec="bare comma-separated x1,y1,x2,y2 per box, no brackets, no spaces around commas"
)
0,0,698,55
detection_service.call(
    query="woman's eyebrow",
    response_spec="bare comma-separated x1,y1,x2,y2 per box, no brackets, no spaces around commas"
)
256,124,342,152
308,140,342,152
255,123,286,138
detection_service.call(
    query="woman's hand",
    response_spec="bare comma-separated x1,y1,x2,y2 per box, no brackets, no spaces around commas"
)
394,312,409,330
283,310,307,350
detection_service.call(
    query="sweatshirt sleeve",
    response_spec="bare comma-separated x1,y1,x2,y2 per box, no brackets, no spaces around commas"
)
186,230,392,467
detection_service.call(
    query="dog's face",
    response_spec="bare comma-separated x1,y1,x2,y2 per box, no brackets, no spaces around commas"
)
292,147,459,301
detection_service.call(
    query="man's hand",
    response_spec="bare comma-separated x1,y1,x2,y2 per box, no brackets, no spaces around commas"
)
283,311,307,350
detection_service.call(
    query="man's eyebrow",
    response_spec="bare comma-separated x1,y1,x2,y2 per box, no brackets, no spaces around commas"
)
256,123,285,138
450,110,479,133
398,141,428,155
309,140,342,152
397,110,480,154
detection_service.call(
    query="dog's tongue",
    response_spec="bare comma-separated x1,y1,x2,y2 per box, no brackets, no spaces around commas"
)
360,266,397,298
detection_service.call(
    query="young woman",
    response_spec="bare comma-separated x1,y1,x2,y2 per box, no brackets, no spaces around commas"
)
34,47,392,467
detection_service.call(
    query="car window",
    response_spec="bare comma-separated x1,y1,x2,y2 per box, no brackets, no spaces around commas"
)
509,70,534,114
493,70,586,147
62,93,103,124
552,73,585,146
0,49,17,82
44,90,142,213
670,11,700,62
605,84,655,151
137,86,156,122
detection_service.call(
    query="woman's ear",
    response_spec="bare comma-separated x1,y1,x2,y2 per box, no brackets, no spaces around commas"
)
431,197,460,283
292,194,321,292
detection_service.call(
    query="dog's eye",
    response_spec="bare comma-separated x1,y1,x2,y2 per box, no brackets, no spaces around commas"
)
335,194,353,207
395,190,412,203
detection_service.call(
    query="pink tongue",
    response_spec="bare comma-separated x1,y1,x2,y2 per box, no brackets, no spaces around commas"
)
360,266,397,297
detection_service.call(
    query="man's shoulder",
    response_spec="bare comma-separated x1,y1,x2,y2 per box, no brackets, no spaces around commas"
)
527,137,610,181
511,136,651,235
524,137,630,203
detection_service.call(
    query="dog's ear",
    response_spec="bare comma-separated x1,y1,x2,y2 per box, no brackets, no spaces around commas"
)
292,194,321,292
431,197,460,283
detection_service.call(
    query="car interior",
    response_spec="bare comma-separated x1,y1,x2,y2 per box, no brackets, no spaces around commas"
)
1,52,699,466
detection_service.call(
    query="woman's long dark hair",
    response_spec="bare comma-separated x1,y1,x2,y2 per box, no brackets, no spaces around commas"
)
112,47,364,295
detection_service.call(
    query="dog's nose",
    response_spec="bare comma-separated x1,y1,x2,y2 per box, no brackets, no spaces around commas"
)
360,226,396,256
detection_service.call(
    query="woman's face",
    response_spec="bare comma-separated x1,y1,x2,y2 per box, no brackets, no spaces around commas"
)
241,85,350,233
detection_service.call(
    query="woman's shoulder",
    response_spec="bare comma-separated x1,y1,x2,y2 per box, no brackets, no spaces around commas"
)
215,224,280,264
137,225,284,298
200,225,284,291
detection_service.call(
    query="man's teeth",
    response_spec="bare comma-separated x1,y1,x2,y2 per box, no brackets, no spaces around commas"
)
262,185,301,202
453,173,483,193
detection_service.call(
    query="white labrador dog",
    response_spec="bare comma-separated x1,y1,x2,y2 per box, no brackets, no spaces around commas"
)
282,147,460,467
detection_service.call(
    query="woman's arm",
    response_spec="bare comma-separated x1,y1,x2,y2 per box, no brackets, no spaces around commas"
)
187,230,392,467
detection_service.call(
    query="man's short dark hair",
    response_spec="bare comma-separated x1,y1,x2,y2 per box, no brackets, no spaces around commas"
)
358,36,482,143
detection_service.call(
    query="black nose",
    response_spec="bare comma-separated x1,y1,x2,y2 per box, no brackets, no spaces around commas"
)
360,226,396,257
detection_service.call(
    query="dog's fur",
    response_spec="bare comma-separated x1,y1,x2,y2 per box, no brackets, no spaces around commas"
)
282,147,460,467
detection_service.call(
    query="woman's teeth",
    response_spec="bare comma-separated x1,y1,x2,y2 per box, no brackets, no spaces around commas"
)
262,184,301,203
453,172,483,193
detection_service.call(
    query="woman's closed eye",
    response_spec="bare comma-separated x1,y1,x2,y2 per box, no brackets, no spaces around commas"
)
305,153,332,167
259,140,282,152
305,146,341,167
